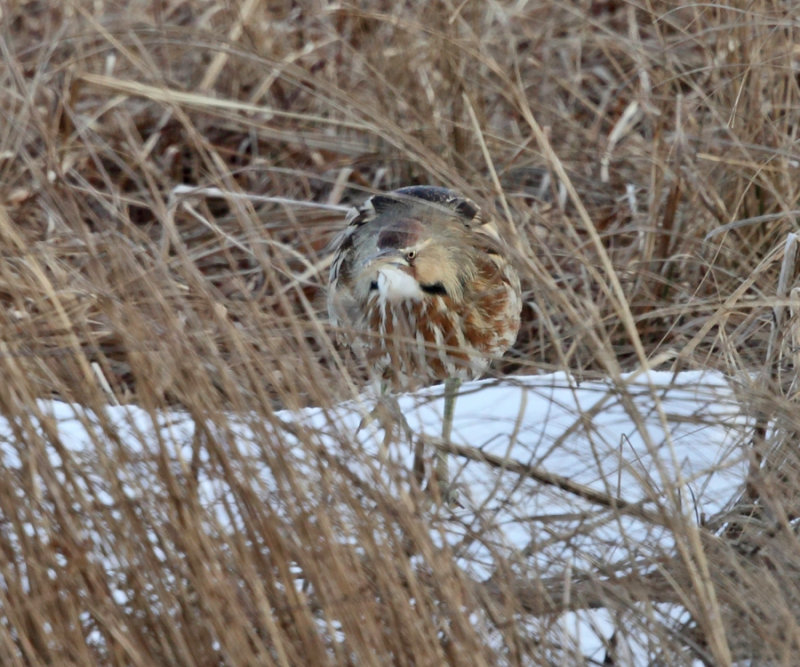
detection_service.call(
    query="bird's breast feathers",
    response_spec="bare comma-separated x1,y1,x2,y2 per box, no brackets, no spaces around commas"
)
373,265,423,302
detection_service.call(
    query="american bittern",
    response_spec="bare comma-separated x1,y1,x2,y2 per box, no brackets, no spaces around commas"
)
328,186,522,500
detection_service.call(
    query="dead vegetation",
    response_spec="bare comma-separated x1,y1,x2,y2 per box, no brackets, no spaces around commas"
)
2,0,800,664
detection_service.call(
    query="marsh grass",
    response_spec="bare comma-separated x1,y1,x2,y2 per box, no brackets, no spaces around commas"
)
2,1,800,664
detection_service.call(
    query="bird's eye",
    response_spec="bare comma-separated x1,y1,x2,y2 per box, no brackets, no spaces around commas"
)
405,249,417,262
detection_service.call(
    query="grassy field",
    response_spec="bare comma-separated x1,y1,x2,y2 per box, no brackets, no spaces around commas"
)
2,1,800,664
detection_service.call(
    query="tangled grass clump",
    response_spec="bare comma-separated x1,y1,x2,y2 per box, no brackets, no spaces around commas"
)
2,1,800,664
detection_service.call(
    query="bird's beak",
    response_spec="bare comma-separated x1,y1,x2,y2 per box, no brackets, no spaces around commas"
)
357,249,419,298
360,248,406,271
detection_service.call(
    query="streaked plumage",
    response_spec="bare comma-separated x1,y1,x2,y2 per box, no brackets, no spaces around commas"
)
328,186,521,388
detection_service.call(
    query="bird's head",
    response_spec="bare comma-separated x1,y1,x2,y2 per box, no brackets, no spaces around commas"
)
354,215,462,303
327,185,511,337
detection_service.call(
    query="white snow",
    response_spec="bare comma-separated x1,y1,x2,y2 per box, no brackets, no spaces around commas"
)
0,369,750,663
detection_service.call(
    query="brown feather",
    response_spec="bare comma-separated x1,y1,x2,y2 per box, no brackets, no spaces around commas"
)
328,187,521,389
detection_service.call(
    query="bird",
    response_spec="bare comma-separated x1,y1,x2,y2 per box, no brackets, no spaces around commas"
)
327,186,522,501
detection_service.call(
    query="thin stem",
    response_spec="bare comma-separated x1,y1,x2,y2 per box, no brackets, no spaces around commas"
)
436,377,461,503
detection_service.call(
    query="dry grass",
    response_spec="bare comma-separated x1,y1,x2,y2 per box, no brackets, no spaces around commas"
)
2,0,800,664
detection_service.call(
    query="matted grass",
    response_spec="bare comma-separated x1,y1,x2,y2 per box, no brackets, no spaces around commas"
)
2,1,800,664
